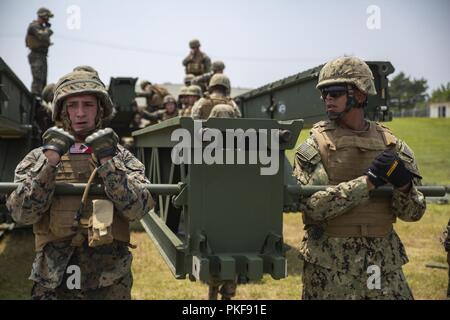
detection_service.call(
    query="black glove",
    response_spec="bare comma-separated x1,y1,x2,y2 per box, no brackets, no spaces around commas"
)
365,167,387,188
366,150,420,188
85,128,119,160
42,127,75,156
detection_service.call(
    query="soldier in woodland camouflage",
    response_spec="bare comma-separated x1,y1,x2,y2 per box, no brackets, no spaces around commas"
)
26,8,54,95
139,80,170,113
34,83,55,132
184,74,195,86
192,60,225,93
182,39,211,76
7,69,154,300
191,74,241,120
209,103,240,118
177,86,189,110
179,85,202,117
141,95,179,123
293,56,426,300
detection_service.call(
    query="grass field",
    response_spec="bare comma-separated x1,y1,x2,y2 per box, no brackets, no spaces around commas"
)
0,118,449,300
286,118,450,185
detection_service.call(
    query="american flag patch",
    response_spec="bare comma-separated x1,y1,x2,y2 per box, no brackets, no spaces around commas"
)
298,143,318,161
70,143,93,154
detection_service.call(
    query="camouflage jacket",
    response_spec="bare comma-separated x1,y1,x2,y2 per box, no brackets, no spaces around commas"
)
192,71,214,88
182,51,212,76
6,145,154,289
26,20,53,53
293,121,426,276
191,94,241,120
139,85,169,110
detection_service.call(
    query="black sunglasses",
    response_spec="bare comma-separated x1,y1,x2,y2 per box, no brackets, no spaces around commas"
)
320,85,348,99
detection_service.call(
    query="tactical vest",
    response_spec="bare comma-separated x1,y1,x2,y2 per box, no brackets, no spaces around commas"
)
303,120,398,237
148,85,169,108
180,105,193,117
25,23,50,51
210,104,237,118
33,153,130,251
186,53,206,76
161,109,179,121
196,95,234,120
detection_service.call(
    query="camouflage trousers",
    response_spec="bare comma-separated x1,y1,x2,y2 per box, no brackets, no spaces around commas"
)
208,279,237,300
28,51,47,95
302,261,413,300
31,272,133,300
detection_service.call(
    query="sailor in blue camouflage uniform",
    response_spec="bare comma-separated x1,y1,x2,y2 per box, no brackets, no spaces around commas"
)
293,56,426,300
7,68,154,299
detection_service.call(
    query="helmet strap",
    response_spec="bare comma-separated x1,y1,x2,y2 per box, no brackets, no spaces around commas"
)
327,84,356,121
95,98,104,129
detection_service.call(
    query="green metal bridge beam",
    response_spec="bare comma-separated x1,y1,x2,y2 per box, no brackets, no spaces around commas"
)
286,185,447,198
0,183,445,197
0,182,184,196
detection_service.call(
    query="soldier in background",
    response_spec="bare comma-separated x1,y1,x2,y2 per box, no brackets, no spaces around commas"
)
209,103,240,119
34,83,55,132
179,85,202,117
7,69,154,299
26,7,54,96
182,39,211,76
142,95,179,124
191,74,241,120
293,56,426,300
184,74,195,86
192,60,226,93
177,86,188,110
138,80,170,112
129,112,144,130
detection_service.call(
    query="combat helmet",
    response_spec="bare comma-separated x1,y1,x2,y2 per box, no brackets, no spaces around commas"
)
163,95,177,105
189,39,201,49
209,74,231,95
212,60,225,73
41,83,56,103
316,56,376,95
52,70,115,125
178,86,189,100
73,65,99,76
184,74,195,86
185,85,202,97
140,80,152,91
37,7,54,18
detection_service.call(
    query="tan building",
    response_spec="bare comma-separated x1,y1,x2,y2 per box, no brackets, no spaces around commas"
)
429,101,450,118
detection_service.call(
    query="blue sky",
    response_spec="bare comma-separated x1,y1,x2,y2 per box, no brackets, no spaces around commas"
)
0,0,449,92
